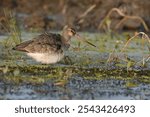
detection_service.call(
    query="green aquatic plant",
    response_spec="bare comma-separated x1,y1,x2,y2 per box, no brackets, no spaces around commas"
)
126,57,135,72
125,81,138,88
1,9,21,49
106,32,150,71
121,32,150,66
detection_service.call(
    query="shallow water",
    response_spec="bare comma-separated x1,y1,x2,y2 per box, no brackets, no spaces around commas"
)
1,78,150,100
0,32,150,100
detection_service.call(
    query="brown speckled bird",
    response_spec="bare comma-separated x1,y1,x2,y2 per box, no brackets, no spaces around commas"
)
13,25,96,64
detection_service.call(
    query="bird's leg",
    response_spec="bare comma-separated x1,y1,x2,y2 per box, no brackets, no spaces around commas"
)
64,56,73,65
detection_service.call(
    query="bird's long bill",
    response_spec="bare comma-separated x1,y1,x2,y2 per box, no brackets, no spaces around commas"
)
75,34,97,48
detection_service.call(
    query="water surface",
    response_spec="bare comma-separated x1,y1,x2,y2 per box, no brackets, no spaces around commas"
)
0,32,150,99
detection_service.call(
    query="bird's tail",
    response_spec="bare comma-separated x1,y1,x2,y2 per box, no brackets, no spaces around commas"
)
12,40,33,52
12,45,27,52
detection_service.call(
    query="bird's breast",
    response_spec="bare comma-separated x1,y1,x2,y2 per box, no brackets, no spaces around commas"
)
62,43,70,51
27,52,64,64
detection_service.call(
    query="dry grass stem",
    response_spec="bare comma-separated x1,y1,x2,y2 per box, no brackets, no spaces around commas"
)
77,4,96,24
98,8,149,31
121,32,150,53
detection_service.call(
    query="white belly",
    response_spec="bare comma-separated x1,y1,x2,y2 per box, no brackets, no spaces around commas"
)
27,52,64,64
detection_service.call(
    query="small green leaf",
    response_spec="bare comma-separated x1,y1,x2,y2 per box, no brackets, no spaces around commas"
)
127,61,132,72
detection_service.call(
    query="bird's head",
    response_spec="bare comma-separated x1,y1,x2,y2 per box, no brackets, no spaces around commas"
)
63,25,76,37
62,25,96,48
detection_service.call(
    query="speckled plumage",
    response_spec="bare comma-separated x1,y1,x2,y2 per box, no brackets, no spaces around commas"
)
14,33,68,53
13,26,74,64
13,26,96,64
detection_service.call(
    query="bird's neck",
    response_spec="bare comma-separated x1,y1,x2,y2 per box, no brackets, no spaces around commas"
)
61,32,71,50
62,31,71,44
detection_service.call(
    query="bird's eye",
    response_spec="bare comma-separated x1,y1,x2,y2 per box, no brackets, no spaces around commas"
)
70,28,76,35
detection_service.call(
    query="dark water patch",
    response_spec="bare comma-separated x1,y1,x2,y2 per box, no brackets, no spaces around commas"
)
1,77,150,100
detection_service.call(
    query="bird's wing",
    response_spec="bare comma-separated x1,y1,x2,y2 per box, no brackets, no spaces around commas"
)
13,33,63,53
13,40,34,52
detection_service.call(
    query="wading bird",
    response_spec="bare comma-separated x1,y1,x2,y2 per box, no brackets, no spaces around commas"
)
13,25,96,64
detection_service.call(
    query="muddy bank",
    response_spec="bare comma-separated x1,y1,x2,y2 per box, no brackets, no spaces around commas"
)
0,0,150,32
